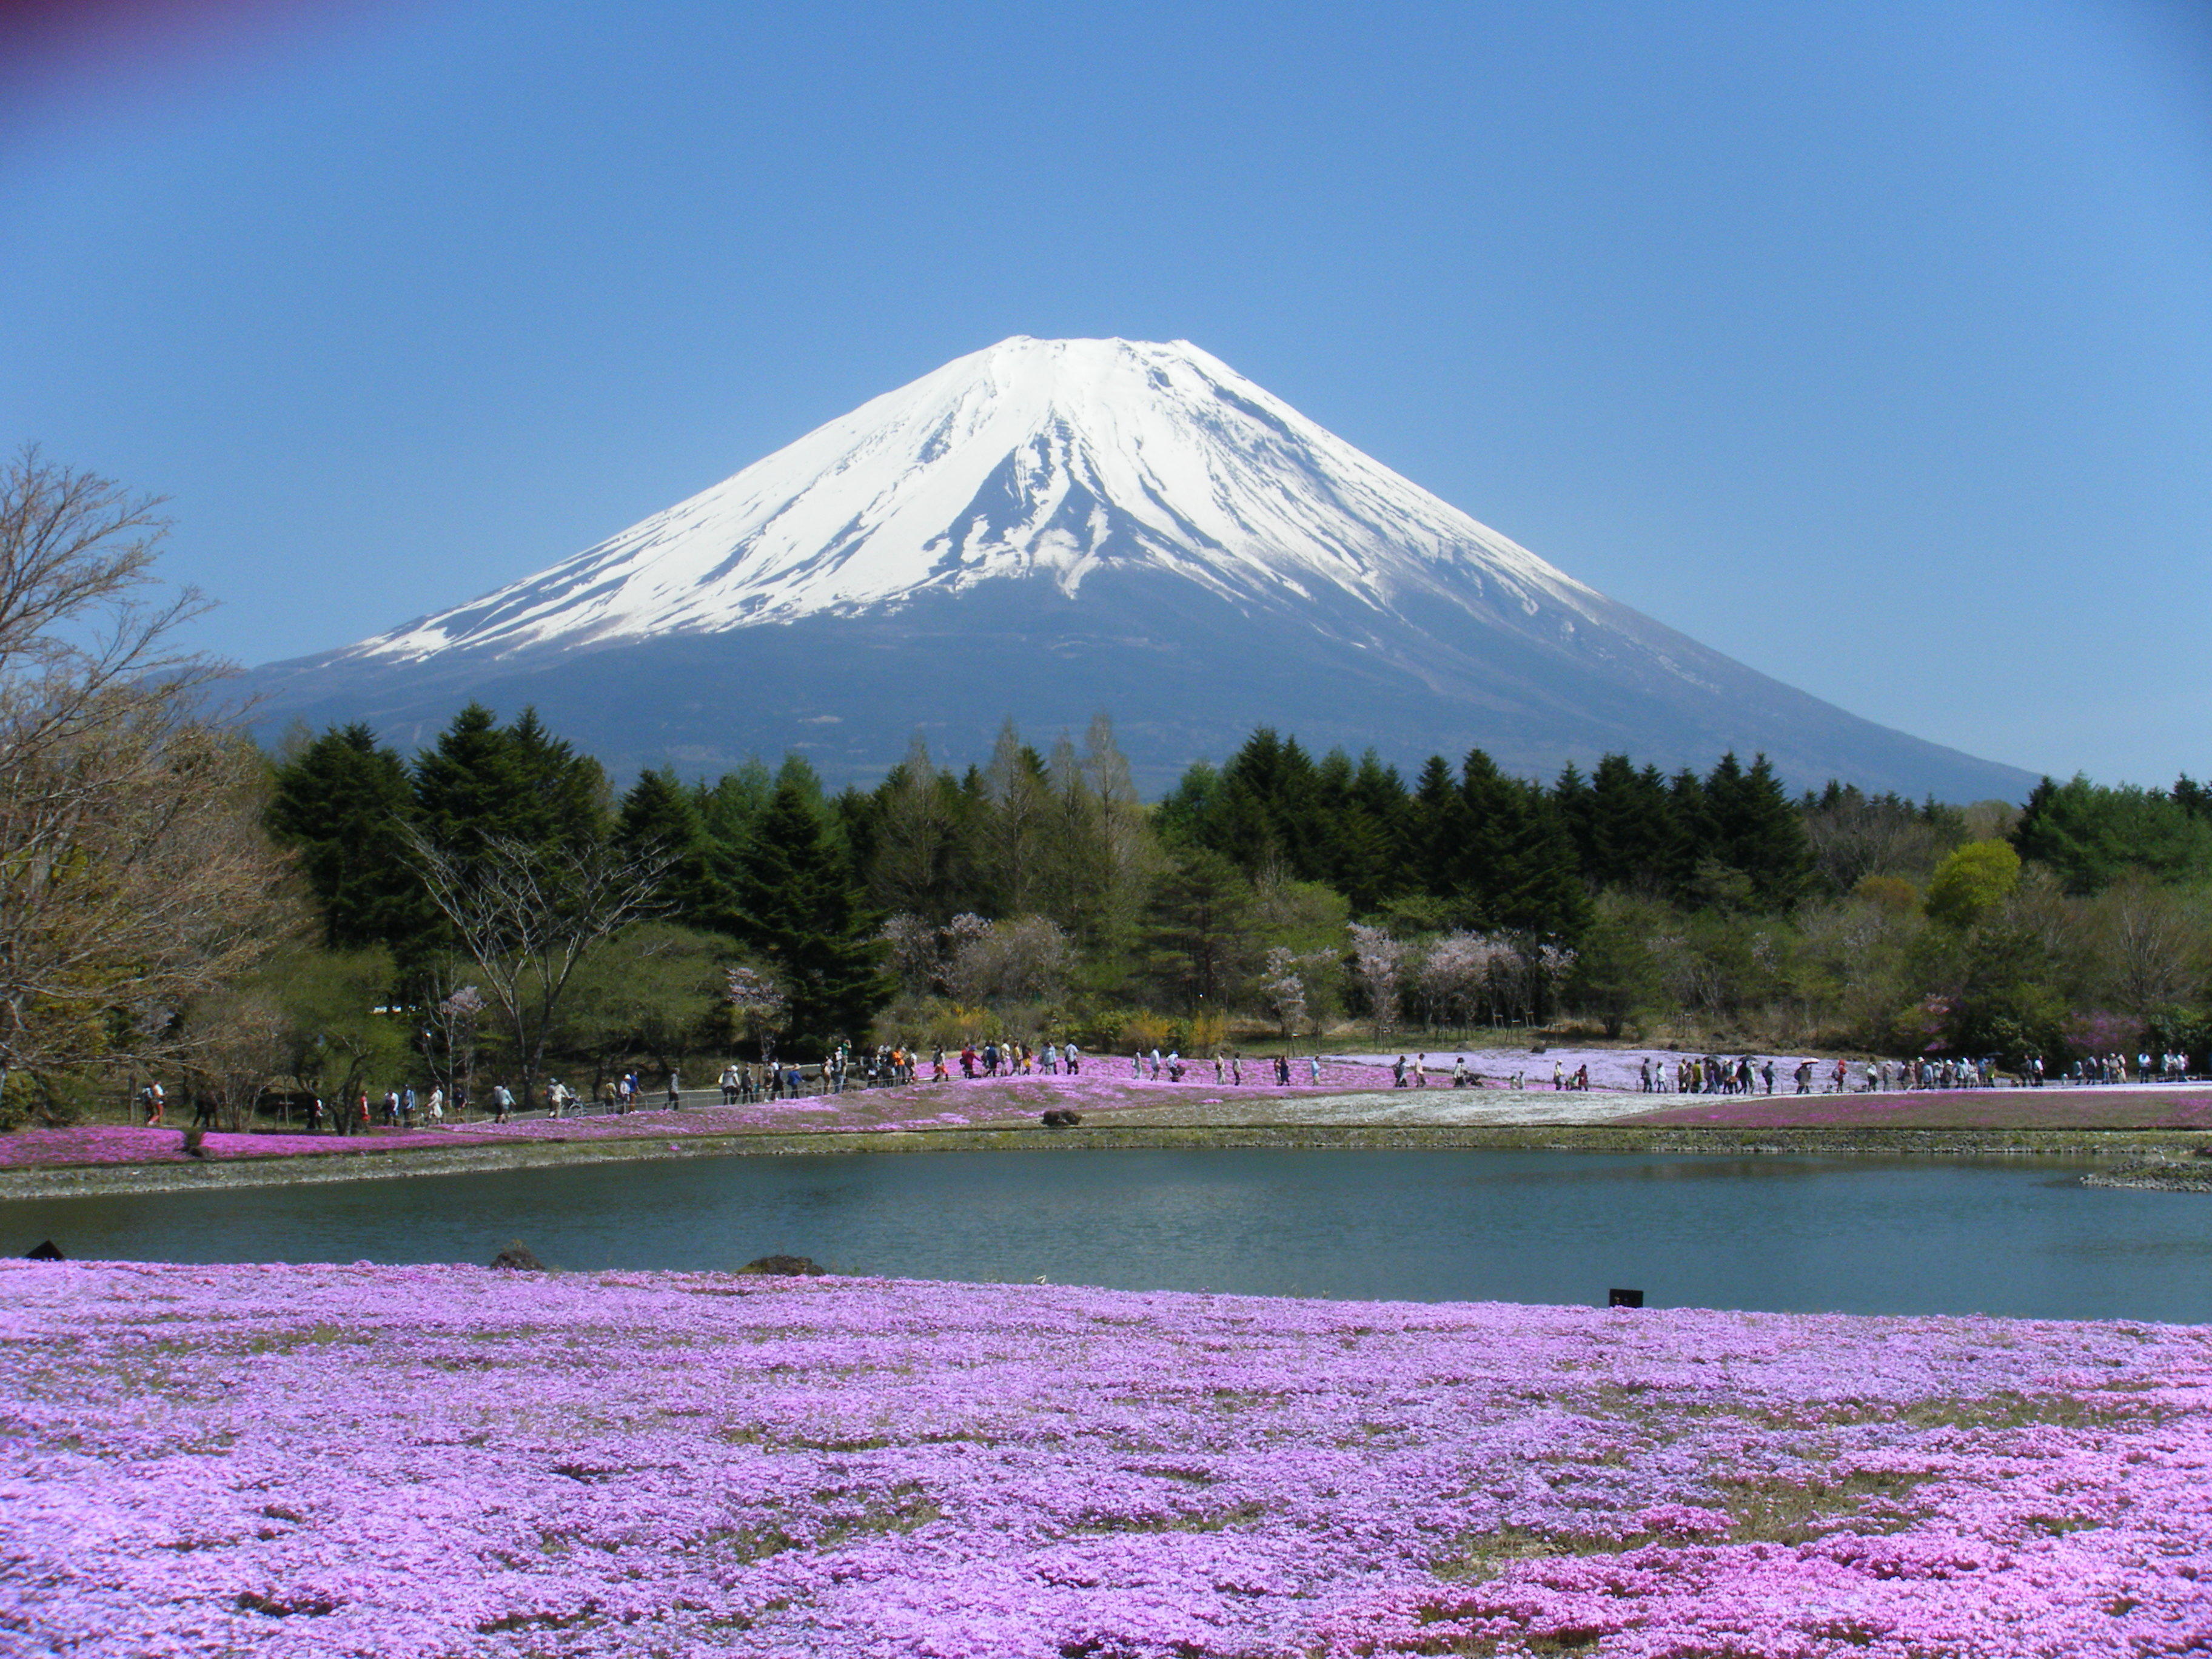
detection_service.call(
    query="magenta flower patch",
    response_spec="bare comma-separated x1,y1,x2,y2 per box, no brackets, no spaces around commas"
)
2,1261,2205,1656
1620,1088,2212,1131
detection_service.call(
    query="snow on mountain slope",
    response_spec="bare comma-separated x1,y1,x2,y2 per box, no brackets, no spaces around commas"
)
355,337,1607,664
247,336,2036,800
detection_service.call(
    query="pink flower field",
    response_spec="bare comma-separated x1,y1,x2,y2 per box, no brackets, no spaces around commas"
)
1619,1090,2212,1132
0,1125,500,1170
3,1260,2206,1658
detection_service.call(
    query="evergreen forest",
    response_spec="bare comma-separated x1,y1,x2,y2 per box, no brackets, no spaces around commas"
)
230,702,2212,1114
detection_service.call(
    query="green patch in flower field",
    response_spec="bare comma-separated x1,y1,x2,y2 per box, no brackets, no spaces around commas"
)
1715,1467,1937,1544
243,1321,368,1353
1069,1500,1270,1536
1426,1526,1571,1583
1774,1389,2169,1433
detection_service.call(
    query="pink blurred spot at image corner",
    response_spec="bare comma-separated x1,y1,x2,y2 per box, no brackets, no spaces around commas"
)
0,0,380,99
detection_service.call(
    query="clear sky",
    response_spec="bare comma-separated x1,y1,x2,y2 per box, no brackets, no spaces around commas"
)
3,0,2208,786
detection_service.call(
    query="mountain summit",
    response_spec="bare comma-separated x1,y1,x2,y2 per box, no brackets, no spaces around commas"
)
244,337,2031,798
355,337,1600,660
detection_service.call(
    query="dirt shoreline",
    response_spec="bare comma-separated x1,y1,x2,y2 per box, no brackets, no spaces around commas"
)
2,1121,2206,1200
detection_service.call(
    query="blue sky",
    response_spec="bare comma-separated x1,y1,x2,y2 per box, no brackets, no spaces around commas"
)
3,0,2208,786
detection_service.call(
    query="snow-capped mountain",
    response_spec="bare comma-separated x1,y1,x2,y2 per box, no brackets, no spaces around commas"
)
357,337,1603,662
241,337,2032,799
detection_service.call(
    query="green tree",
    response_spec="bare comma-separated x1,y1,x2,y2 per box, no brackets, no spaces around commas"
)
412,703,608,860
614,766,734,930
266,947,415,1128
410,703,523,858
503,707,611,849
1576,754,1681,894
2012,775,2212,894
1144,847,1259,1010
1700,752,1813,910
1567,890,1671,1038
266,723,434,954
1925,840,2023,928
732,779,887,1048
554,922,731,1082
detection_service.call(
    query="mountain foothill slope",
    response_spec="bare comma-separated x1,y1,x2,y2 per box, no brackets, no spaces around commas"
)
239,337,2034,800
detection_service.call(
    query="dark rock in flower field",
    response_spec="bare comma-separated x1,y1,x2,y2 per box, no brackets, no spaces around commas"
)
1041,1109,1087,1127
738,1254,825,1276
236,1590,337,1618
489,1241,547,1271
181,1129,207,1158
24,1239,63,1260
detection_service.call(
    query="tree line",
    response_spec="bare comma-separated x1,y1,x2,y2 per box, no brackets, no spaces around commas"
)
263,705,2212,1091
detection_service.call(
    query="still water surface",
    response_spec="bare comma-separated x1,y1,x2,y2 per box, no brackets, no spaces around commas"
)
7,1149,2208,1322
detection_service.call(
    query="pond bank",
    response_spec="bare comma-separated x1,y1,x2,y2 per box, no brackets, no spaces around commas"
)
4,1119,2204,1200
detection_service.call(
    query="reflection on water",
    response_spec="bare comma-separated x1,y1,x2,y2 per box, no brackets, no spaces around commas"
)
5,1149,2207,1323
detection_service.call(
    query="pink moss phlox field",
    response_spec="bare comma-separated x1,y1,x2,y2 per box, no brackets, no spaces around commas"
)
0,1125,501,1170
4,1264,2208,1657
1619,1090,2212,1131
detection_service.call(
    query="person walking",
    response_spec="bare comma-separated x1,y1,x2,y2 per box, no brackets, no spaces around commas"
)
666,1069,682,1110
140,1080,166,1125
491,1082,514,1123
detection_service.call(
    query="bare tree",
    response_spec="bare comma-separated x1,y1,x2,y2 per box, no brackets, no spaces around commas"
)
431,981,486,1116
943,914,1071,1007
0,449,297,1116
185,991,290,1132
1256,947,1310,1044
405,830,669,1109
724,965,788,1061
1347,924,1405,1039
2089,876,2209,1017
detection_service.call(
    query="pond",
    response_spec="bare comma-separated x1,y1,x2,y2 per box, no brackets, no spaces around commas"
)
7,1148,2209,1322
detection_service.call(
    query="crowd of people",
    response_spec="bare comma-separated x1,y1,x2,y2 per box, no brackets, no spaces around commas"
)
130,1037,2211,1132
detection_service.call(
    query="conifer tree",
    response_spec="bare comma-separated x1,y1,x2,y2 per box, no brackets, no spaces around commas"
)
1580,754,1681,893
871,735,963,920
1702,752,1813,910
410,703,523,859
732,779,886,1047
613,766,732,930
266,723,435,955
1408,754,1473,899
1144,846,1258,1008
503,708,611,848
